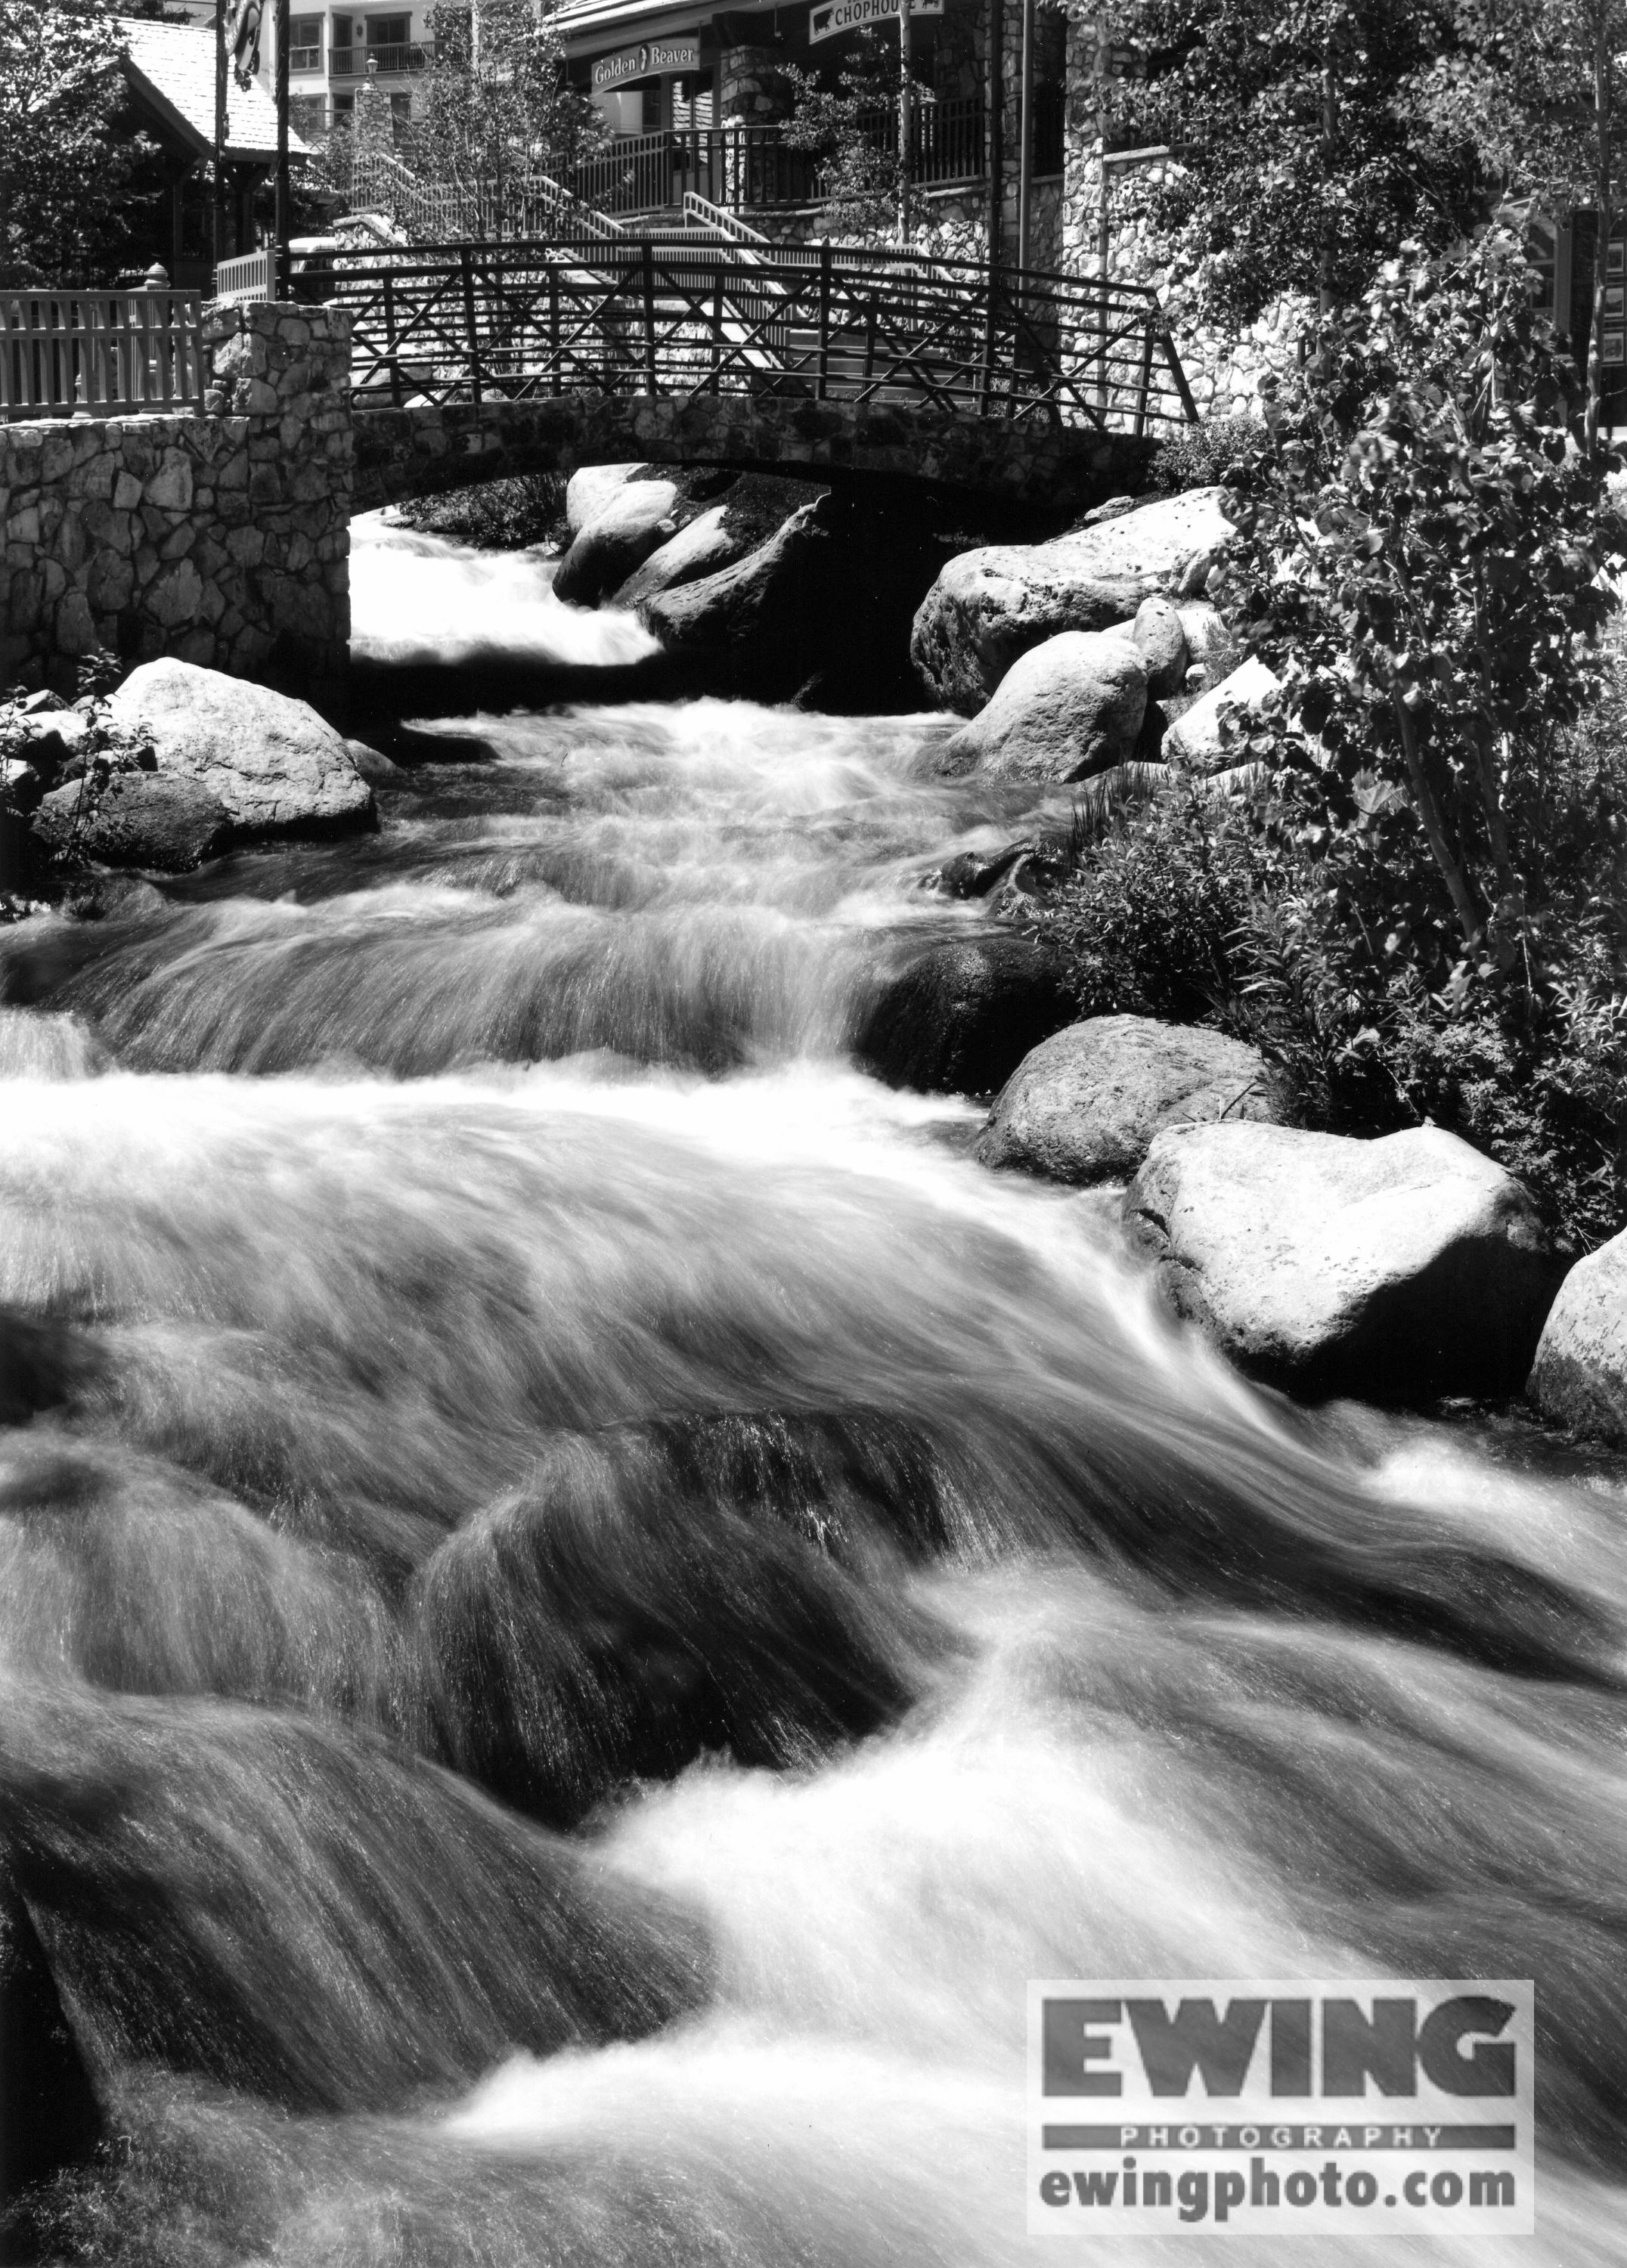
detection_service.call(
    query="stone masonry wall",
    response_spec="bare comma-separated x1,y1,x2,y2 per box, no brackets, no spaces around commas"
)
2,302,352,702
1059,19,1306,418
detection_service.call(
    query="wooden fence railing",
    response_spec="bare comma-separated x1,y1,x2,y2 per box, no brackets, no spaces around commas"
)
306,237,1198,435
1,289,205,421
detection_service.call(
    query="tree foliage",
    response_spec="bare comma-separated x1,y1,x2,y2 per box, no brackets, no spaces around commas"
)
398,0,602,230
783,31,927,244
0,0,155,280
1026,232,1627,1240
1224,228,1616,965
1089,0,1489,327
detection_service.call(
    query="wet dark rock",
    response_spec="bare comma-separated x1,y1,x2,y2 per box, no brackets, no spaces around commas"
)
0,1314,103,1426
0,1876,104,2240
412,1430,927,1829
1125,1122,1563,1401
855,930,1073,1095
934,842,1035,898
978,1015,1293,1185
343,739,410,789
3,1689,711,2115
30,775,231,875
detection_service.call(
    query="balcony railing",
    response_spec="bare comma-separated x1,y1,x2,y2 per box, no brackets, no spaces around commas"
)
559,94,1065,218
330,42,432,76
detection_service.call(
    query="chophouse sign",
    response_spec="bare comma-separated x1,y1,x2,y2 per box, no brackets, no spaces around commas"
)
808,0,942,42
591,38,699,88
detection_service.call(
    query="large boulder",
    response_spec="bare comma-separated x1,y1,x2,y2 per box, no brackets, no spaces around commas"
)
1,1879,104,2221
638,501,826,687
105,661,375,839
1163,655,1280,771
854,931,1072,1095
939,631,1148,783
609,503,755,609
1130,596,1189,699
1124,1122,1561,1401
1528,1233,1627,1445
978,1015,1291,1183
564,462,657,535
553,479,680,607
29,772,231,874
911,487,1238,714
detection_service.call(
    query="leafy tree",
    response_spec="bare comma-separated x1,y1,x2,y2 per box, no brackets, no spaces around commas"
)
1410,0,1627,452
0,0,157,280
1223,228,1616,964
784,30,930,246
398,0,603,234
1089,0,1489,327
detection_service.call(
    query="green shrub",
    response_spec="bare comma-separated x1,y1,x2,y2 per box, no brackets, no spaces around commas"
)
392,475,569,552
1144,413,1265,496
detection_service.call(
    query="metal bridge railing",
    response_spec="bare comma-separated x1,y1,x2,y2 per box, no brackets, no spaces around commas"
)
304,237,1198,435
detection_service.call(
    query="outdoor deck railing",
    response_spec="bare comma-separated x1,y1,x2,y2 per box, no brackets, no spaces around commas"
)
1,287,205,421
304,236,1196,435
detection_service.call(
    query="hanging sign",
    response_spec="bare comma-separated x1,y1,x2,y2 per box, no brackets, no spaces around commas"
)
591,38,700,88
808,0,942,43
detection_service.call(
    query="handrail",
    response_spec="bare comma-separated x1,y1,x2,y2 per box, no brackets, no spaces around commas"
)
2,287,205,420
305,237,1195,433
680,192,770,246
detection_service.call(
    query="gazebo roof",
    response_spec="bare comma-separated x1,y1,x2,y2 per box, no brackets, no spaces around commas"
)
119,17,309,165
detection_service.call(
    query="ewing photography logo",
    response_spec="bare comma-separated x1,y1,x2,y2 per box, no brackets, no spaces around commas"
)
1027,1980,1533,2236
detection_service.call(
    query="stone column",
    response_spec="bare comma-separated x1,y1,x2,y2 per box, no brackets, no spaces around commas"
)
717,45,794,122
202,300,355,694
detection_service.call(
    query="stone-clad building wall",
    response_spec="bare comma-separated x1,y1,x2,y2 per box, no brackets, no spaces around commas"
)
2,303,352,701
1058,20,1305,418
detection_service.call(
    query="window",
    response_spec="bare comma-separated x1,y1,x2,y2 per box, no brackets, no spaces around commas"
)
368,14,410,43
290,93,327,136
289,14,321,70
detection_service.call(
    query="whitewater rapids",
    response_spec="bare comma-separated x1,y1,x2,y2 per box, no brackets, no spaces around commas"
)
2,522,1626,2266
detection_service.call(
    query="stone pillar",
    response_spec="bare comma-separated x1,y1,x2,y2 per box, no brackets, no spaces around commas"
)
202,300,354,694
717,45,793,122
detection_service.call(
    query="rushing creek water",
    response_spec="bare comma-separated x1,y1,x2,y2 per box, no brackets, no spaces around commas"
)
5,520,1627,2263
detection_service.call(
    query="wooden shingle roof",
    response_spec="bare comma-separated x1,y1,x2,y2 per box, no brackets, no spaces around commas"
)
119,17,309,164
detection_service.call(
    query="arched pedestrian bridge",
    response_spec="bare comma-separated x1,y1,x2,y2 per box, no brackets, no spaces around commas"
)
3,241,1194,691
329,234,1196,515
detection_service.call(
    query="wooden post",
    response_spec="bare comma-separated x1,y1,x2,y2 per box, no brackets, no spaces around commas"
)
817,237,832,400
460,243,482,401
641,237,658,393
213,0,228,267
710,264,724,395
549,264,562,395
274,0,291,299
